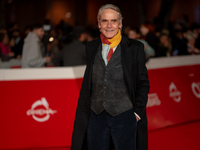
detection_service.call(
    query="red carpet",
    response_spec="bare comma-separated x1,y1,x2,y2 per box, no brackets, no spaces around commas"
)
149,120,200,150
8,120,200,150
10,148,70,150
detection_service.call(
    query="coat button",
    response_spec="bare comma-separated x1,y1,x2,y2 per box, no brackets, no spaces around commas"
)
84,110,87,113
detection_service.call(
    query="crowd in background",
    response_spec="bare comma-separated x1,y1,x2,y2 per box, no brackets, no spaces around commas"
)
0,19,200,68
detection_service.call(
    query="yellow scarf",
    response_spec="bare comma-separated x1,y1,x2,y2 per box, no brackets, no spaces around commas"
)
102,29,122,49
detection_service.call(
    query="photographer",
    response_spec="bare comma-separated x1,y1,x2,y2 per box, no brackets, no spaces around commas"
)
22,23,51,68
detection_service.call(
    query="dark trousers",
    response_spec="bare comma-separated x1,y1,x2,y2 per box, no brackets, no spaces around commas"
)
87,109,137,150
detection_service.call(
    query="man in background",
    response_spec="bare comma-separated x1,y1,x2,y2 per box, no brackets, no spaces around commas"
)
22,23,51,68
52,26,88,66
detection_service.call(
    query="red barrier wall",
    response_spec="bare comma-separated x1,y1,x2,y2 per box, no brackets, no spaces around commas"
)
147,64,200,130
0,79,82,149
0,55,200,149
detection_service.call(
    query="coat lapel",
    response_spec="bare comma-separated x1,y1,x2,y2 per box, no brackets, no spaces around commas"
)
121,36,134,100
87,39,101,92
87,36,134,100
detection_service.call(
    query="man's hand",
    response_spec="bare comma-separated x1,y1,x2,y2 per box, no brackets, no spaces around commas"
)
135,114,140,122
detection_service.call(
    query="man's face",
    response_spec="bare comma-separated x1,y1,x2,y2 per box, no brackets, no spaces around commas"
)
98,9,122,39
34,28,44,39
140,25,149,36
128,30,137,40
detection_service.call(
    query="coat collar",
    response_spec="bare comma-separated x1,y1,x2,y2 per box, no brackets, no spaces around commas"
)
120,35,133,76
87,36,133,93
120,35,134,95
88,35,133,74
88,36,131,67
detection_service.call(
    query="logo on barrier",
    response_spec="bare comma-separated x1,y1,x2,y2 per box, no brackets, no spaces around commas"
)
27,97,57,122
191,82,200,98
147,93,161,107
169,82,181,102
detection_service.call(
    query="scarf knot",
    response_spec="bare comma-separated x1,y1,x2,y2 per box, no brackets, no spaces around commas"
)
100,29,121,65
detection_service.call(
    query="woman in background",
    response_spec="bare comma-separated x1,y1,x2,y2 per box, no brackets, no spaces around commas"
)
0,31,15,61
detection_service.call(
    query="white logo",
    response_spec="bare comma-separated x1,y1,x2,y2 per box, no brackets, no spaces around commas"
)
147,93,161,107
191,82,200,98
27,97,57,122
169,82,181,102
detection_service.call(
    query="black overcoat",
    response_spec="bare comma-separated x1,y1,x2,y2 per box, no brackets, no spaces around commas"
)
71,36,150,150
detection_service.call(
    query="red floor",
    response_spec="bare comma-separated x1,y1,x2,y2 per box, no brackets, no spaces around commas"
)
149,120,200,150
10,148,70,150
7,120,200,150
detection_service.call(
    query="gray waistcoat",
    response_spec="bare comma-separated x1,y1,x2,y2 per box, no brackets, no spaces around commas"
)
90,43,133,117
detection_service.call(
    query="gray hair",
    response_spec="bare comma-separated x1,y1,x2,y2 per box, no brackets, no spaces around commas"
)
97,4,123,23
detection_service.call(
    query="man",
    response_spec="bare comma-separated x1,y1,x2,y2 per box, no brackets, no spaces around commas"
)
52,26,88,66
22,23,51,68
71,4,149,150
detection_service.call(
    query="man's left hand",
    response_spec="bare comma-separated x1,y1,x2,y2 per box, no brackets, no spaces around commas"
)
135,115,140,122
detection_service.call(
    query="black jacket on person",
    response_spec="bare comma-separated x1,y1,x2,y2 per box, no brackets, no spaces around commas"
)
177,39,190,56
145,33,160,57
52,40,86,66
71,36,150,150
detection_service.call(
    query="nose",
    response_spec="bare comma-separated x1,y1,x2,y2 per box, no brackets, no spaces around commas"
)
107,21,112,28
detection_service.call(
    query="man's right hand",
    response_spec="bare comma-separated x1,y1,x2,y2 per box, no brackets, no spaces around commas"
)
45,57,51,63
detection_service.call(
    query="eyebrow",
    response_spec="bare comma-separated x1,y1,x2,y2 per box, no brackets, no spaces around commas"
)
101,19,118,22
102,19,108,22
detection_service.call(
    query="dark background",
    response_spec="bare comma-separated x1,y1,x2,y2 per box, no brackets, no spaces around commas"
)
0,0,200,31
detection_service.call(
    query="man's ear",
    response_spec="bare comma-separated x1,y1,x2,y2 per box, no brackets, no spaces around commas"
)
98,20,101,30
119,20,122,29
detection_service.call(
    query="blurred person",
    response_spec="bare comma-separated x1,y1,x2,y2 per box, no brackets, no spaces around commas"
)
171,29,185,53
176,31,200,55
7,23,19,40
161,29,170,35
122,25,131,37
52,26,87,66
22,23,51,68
158,33,172,57
173,22,184,31
23,25,31,39
128,27,155,59
172,28,191,56
10,29,24,59
86,32,94,42
191,23,200,49
140,21,160,57
85,28,95,42
186,31,200,55
47,29,60,56
155,28,161,38
0,32,15,61
85,25,99,42
71,4,149,150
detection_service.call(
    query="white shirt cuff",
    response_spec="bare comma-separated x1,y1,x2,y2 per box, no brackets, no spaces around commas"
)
134,112,141,120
